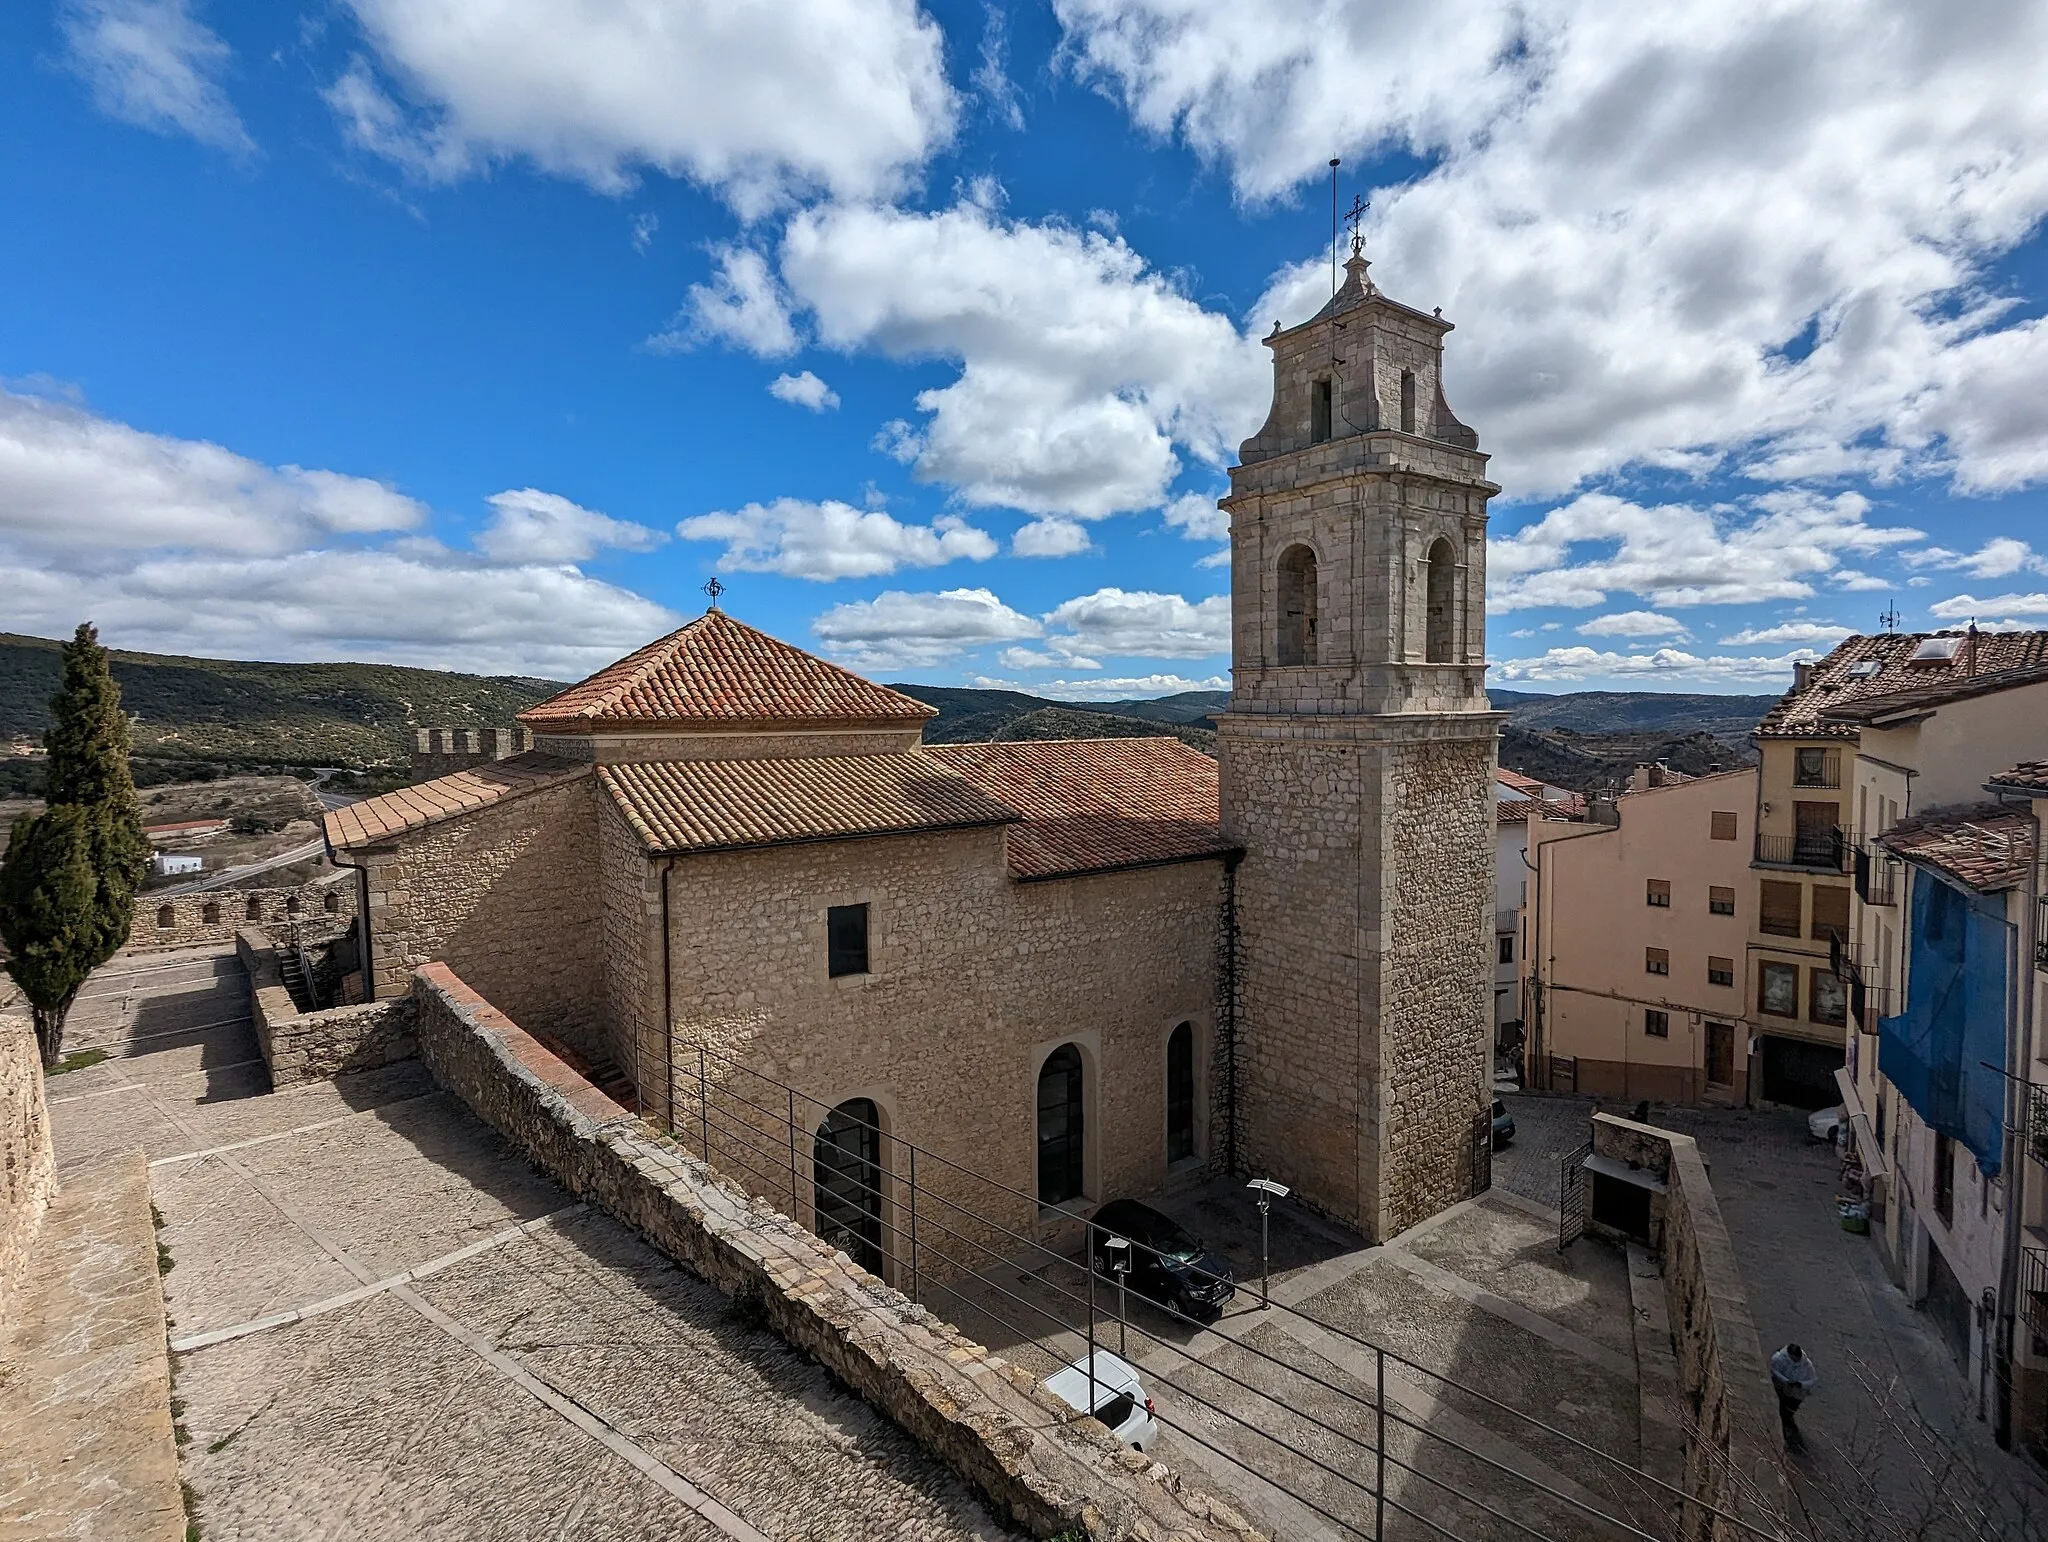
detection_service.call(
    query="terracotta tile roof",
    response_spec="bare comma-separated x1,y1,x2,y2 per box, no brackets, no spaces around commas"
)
1496,796,1583,826
1495,768,1548,797
926,738,1237,880
598,753,1019,856
1988,762,2048,797
324,753,589,851
1819,662,2048,728
1758,631,2048,739
518,609,936,732
1876,803,2036,893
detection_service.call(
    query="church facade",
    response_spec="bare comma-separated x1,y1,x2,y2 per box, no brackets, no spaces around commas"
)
324,255,1499,1263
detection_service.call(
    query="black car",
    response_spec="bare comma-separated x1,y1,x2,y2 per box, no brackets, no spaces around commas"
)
1089,1198,1236,1322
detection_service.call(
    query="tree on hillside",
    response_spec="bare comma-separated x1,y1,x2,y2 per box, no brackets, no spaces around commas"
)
0,624,149,1067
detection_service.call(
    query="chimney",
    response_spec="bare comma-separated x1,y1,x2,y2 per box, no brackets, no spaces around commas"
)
1792,661,1813,692
1966,622,1979,677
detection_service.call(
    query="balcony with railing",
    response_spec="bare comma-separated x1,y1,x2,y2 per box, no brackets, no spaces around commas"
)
2025,1241,2048,1342
1855,843,1900,906
1792,747,1842,789
1756,828,1850,872
2037,893,2048,970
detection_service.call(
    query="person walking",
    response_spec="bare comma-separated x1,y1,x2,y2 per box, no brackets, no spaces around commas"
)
1770,1343,1818,1448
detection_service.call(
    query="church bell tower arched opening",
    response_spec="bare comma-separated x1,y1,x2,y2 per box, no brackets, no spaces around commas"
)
1217,246,1502,1243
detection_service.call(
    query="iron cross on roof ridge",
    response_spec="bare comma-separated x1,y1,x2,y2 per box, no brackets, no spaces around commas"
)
703,576,726,610
1343,194,1369,257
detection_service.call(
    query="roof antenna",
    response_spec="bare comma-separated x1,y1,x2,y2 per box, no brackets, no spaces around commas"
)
1878,600,1900,634
703,576,725,611
1329,158,1341,296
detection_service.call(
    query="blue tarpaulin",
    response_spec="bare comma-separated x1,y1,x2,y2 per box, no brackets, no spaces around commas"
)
1879,868,2010,1176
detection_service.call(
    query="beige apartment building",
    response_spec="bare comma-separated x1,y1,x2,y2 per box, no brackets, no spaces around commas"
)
1523,769,1756,1103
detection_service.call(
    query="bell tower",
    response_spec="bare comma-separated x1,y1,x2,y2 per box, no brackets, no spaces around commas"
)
1219,246,1501,1242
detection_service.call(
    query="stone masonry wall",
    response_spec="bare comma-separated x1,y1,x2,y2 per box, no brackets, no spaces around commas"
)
1376,733,1496,1236
644,827,1228,1290
597,790,656,1084
0,1013,55,1328
235,929,416,1088
359,774,605,1058
1591,1114,1788,1541
408,963,1263,1542
131,873,357,952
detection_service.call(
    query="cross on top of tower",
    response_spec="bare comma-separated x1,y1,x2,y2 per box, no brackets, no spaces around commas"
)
1343,194,1369,258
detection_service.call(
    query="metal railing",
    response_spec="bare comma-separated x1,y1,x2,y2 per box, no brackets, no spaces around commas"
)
1854,845,1899,907
663,1040,1791,1542
1755,830,1849,872
1791,750,1842,789
2024,1245,2048,1341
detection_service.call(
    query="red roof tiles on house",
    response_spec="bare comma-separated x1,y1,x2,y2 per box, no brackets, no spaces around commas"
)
1988,762,2048,797
598,753,1019,855
926,738,1237,880
519,609,937,732
324,753,589,851
1496,796,1583,826
1758,631,2048,739
1875,803,2036,893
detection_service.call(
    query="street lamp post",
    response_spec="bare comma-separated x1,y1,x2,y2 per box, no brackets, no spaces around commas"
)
1105,1236,1131,1354
1246,1178,1290,1310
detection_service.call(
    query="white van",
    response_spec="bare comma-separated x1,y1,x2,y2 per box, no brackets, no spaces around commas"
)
1043,1350,1160,1451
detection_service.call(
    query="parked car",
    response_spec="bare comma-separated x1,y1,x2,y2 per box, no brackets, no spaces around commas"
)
1808,1105,1846,1143
1089,1197,1236,1322
1044,1351,1160,1450
1492,1098,1517,1148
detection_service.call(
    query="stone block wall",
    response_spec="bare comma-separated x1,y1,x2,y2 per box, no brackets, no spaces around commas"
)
1590,1114,1788,1540
236,930,416,1087
131,874,357,952
411,726,535,780
408,963,1262,1542
0,1013,55,1327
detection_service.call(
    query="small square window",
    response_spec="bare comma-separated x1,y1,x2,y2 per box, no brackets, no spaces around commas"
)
1708,956,1735,987
827,903,870,978
1710,811,1738,841
1497,933,1515,965
1645,947,1669,976
1709,886,1736,916
1644,1009,1669,1038
1646,879,1672,908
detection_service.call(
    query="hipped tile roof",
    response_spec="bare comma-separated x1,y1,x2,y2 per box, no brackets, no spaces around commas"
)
1988,762,2048,797
598,753,1018,855
1759,631,2048,739
519,608,937,732
1496,796,1583,826
1876,803,2036,893
926,738,1236,880
324,753,589,851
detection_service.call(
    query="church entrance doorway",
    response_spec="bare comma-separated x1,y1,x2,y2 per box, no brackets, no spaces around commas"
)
814,1099,884,1276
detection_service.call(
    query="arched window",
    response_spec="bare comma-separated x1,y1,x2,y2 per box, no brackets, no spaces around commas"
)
286,894,302,916
1309,378,1333,443
1400,370,1418,434
1166,1023,1195,1163
1425,538,1457,663
814,1099,884,1276
1277,545,1318,666
246,896,262,922
323,891,340,914
201,902,220,925
156,905,175,929
1037,1045,1085,1205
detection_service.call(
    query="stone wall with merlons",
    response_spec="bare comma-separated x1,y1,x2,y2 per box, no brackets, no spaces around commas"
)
0,1013,55,1326
408,963,1265,1542
131,875,356,952
235,930,415,1087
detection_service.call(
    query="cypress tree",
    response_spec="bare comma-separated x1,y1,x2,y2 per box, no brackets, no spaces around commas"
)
0,624,150,1067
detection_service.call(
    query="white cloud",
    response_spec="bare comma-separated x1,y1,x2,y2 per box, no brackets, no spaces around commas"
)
1042,587,1230,659
1578,610,1686,639
1719,621,1856,646
1012,517,1093,557
631,212,659,253
767,370,840,412
0,387,423,562
1490,646,1816,686
1061,0,2048,498
329,0,955,216
772,198,1268,520
973,3,1027,131
474,488,665,564
1161,489,1229,543
1903,537,2045,579
1833,570,1894,592
811,586,1042,670
653,247,800,357
970,673,1230,699
677,498,996,581
1927,592,2048,620
1489,490,1920,612
59,0,253,154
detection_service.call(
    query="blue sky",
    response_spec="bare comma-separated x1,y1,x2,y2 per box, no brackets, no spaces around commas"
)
4,0,2048,696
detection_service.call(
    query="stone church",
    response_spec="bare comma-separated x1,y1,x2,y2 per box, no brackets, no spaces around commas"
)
324,245,1499,1271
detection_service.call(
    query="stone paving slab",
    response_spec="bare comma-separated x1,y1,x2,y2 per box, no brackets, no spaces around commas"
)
0,1151,184,1542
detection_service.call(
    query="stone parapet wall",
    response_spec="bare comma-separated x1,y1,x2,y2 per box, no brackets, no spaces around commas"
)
133,873,356,952
237,930,415,1088
0,1014,55,1327
1590,1114,1788,1540
409,963,1263,1542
